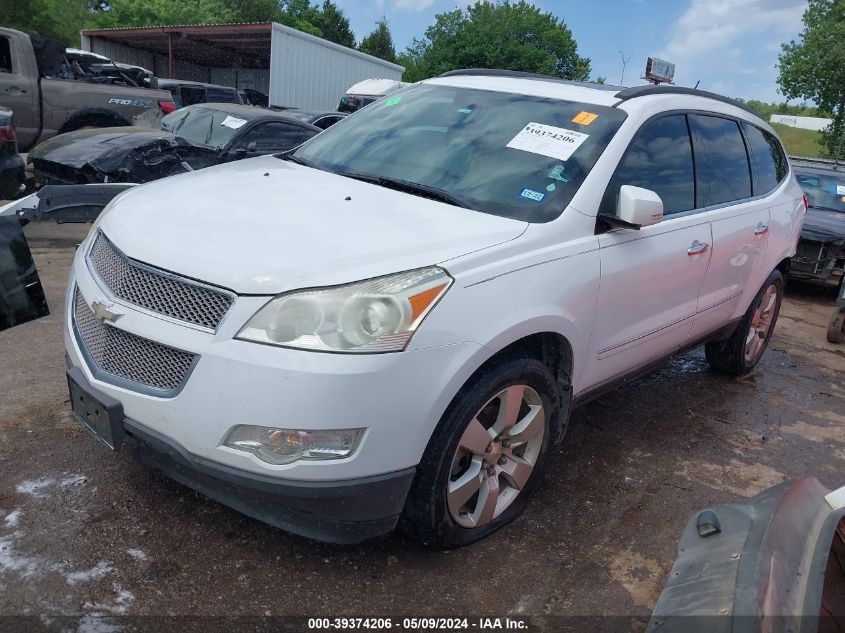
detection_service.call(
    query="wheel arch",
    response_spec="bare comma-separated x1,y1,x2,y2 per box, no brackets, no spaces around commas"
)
57,109,131,135
438,329,576,449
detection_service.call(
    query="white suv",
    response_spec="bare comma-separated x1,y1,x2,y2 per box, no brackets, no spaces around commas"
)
64,70,805,547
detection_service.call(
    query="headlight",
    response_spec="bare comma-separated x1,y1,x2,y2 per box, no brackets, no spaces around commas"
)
222,425,364,465
236,267,452,353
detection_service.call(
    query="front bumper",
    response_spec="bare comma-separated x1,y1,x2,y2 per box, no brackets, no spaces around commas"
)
69,364,416,544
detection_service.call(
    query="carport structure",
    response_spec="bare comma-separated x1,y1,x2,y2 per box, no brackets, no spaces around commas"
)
81,22,272,81
80,22,403,110
81,23,273,96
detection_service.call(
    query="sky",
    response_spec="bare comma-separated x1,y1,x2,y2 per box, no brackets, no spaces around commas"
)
336,0,809,103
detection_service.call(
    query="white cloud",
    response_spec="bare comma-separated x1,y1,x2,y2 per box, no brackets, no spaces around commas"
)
658,0,807,101
393,0,436,11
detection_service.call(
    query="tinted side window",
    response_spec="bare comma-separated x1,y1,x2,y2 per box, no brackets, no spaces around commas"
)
180,86,207,107
689,115,751,206
0,37,12,74
206,87,240,104
236,122,316,152
602,114,695,215
766,129,788,182
742,122,788,195
314,116,341,130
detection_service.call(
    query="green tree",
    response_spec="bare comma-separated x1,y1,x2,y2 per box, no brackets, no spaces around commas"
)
0,0,101,45
319,0,355,47
358,17,396,63
778,0,845,159
221,0,283,22
399,1,589,83
89,0,237,29
277,0,322,36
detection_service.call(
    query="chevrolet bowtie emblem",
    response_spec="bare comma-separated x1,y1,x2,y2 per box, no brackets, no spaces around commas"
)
90,300,123,324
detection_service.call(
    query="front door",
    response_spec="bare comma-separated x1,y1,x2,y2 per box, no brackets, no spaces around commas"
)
583,113,711,388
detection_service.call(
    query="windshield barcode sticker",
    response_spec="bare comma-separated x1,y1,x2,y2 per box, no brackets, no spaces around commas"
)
506,122,589,161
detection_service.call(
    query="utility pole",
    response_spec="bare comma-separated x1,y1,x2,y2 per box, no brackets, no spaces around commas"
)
619,51,633,86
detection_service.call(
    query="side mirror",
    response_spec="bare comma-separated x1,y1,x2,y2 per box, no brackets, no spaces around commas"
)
617,185,664,227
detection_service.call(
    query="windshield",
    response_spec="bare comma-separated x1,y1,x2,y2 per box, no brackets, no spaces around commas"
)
796,169,845,212
159,106,246,149
298,84,627,221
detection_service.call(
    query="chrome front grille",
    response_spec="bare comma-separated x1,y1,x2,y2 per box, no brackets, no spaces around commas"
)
73,289,196,394
87,232,233,330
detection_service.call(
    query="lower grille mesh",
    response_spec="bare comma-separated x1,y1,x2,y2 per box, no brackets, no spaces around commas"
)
73,289,196,394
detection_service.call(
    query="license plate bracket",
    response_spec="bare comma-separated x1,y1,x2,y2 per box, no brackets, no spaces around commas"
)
67,367,125,450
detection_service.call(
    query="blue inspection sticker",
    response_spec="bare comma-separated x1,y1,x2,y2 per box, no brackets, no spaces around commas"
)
519,188,546,203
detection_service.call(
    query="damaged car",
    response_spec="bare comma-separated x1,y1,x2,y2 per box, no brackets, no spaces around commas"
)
790,160,845,289
29,103,322,186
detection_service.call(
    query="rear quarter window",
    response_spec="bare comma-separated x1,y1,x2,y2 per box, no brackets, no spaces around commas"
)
742,122,788,195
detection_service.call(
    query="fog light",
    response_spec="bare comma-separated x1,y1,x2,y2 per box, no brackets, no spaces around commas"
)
222,425,364,465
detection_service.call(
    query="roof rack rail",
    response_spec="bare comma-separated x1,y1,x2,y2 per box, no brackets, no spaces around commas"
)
614,85,761,117
437,68,622,91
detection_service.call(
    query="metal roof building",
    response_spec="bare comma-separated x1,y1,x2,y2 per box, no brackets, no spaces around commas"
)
80,22,404,111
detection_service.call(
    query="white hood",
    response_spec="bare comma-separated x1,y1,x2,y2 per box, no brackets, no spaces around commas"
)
98,156,527,294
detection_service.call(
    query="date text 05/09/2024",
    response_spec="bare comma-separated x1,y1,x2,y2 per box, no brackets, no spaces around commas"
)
307,617,529,630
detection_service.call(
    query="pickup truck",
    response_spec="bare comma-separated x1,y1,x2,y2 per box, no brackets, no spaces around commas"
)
0,28,175,152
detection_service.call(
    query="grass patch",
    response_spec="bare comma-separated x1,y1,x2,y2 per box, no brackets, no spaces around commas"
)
770,122,826,158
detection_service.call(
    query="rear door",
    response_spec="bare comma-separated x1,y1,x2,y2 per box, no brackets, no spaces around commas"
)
584,114,712,388
0,31,39,150
686,115,771,341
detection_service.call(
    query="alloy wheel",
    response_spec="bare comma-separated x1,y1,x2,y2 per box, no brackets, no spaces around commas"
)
447,384,545,528
744,283,779,362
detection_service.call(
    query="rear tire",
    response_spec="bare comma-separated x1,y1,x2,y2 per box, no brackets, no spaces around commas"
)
828,308,845,344
705,270,784,376
401,357,564,549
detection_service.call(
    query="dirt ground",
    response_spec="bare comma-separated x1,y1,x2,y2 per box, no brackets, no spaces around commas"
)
1,221,844,627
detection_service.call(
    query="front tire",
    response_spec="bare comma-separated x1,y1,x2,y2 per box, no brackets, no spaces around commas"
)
402,357,563,549
705,270,784,376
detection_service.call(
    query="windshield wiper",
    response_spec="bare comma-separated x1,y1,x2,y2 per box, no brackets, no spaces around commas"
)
337,171,473,210
278,151,314,167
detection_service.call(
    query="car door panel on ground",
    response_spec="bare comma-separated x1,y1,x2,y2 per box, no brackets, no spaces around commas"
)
686,116,792,342
585,114,712,388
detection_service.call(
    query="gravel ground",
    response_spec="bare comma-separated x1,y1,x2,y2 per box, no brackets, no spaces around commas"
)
1,221,843,628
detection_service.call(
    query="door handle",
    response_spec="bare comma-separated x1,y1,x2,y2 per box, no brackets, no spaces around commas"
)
754,223,769,236
688,240,709,256
5,86,25,95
